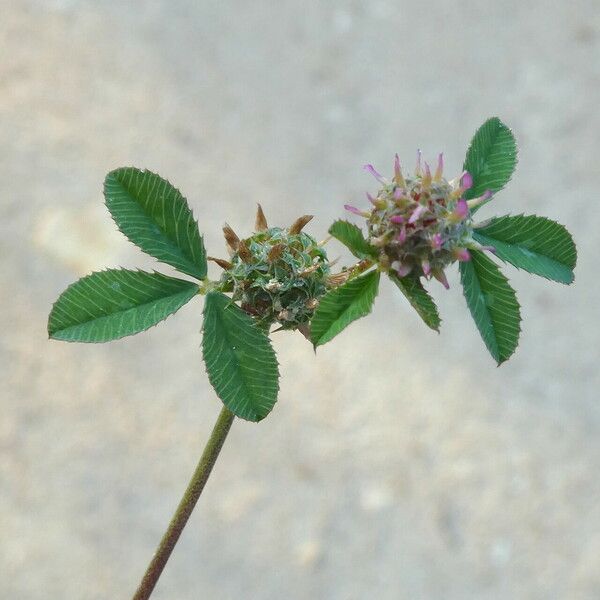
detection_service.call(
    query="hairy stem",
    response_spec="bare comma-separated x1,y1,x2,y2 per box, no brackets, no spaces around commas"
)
132,406,235,600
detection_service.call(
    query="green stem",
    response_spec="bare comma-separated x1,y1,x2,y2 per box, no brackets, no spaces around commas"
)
132,406,235,600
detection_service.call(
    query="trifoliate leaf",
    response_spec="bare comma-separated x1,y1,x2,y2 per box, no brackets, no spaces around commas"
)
311,270,380,347
202,292,279,422
473,214,576,284
328,220,378,260
464,117,517,213
459,250,521,364
104,167,207,279
389,273,441,332
48,269,199,343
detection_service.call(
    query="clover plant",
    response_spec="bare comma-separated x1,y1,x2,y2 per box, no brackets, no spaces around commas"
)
48,117,576,599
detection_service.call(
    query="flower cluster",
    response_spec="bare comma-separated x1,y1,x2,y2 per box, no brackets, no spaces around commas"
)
212,206,331,331
346,153,493,288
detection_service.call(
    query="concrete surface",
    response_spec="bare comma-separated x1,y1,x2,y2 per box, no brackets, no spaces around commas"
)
1,1,600,598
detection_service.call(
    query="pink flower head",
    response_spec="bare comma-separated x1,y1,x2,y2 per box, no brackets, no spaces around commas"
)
363,164,386,184
431,233,443,250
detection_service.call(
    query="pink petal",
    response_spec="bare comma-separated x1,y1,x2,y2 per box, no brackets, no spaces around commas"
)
408,204,426,224
454,247,471,262
344,204,367,217
390,215,405,224
453,198,468,220
396,227,407,243
422,259,431,277
461,171,473,190
431,233,443,249
391,261,412,277
363,164,386,183
466,189,493,210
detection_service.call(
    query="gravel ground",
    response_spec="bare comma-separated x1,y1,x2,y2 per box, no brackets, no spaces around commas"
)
2,1,600,598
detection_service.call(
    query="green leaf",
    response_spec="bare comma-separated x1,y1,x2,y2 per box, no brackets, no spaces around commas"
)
311,270,380,347
459,250,521,364
202,292,279,422
389,273,441,332
48,269,199,343
473,214,576,284
328,220,378,260
104,167,207,280
464,117,517,212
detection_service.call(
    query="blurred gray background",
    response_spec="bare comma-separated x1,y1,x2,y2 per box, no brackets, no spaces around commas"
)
2,1,599,598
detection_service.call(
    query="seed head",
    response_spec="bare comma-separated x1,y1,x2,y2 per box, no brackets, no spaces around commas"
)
217,207,331,330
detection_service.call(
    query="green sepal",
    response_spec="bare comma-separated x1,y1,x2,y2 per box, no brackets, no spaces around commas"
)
459,250,521,364
328,220,378,260
104,167,207,280
202,291,279,422
310,270,380,347
473,214,576,284
464,117,517,213
48,269,199,343
389,273,441,332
